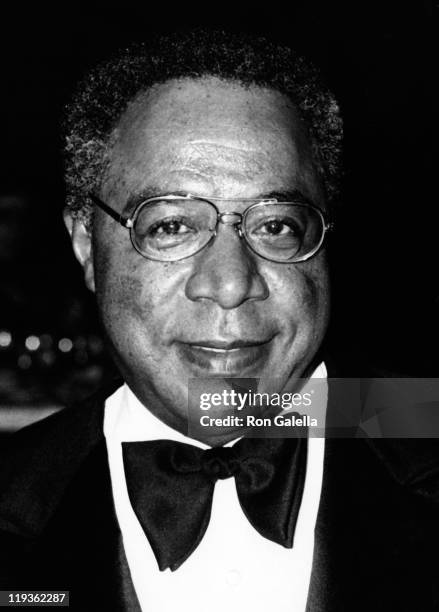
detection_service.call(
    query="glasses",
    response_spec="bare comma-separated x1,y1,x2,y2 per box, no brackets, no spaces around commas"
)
89,193,333,263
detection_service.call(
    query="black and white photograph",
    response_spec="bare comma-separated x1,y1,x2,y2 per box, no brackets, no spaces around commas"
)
0,2,437,610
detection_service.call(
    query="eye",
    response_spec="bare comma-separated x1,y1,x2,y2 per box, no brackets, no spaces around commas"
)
148,218,193,236
259,219,299,236
137,214,201,252
254,217,303,239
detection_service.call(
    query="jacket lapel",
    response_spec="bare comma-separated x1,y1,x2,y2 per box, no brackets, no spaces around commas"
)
31,441,141,611
0,380,140,611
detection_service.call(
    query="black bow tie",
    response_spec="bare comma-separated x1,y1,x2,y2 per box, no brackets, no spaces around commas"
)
122,435,307,571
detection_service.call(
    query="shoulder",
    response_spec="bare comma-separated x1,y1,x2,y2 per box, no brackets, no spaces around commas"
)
0,380,122,537
323,351,439,503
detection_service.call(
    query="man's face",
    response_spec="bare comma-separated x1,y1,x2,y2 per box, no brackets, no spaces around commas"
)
67,77,330,438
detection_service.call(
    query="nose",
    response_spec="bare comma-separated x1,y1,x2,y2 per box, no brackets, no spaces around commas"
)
185,226,269,309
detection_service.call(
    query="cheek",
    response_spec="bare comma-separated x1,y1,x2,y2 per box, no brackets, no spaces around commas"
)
93,238,186,344
102,275,152,322
302,264,330,324
269,256,329,323
300,262,331,347
92,239,151,331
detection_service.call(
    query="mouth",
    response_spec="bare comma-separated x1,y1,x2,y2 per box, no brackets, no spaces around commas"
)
176,338,274,376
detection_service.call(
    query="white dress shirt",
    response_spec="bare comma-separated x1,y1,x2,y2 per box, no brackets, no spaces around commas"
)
104,364,327,612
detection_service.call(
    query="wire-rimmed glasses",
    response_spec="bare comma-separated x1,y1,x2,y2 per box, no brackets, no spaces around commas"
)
89,193,333,263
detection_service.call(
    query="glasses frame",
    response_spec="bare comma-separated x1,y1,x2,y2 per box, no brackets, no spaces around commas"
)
88,193,334,263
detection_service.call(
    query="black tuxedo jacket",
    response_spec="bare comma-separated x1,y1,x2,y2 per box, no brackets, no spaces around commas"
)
1,377,439,611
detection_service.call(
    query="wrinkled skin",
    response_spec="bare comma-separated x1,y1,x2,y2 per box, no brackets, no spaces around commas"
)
65,77,330,444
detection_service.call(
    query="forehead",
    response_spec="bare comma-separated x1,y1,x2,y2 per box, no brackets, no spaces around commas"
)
103,76,322,205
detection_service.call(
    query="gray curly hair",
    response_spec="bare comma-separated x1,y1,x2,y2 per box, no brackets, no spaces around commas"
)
63,29,343,226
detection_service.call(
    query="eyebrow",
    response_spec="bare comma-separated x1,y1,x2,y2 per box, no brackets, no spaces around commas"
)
125,188,164,212
257,189,313,205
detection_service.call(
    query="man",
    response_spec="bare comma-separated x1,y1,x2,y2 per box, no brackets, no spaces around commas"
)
1,30,438,611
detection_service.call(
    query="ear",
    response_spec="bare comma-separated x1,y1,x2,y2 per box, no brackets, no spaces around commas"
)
63,208,95,293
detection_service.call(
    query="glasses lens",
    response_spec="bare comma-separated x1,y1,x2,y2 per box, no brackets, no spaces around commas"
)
132,198,216,260
244,203,325,262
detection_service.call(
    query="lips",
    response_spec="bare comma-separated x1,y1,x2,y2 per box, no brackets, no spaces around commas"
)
176,338,273,376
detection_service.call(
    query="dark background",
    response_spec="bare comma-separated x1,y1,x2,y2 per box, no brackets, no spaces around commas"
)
0,1,437,417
